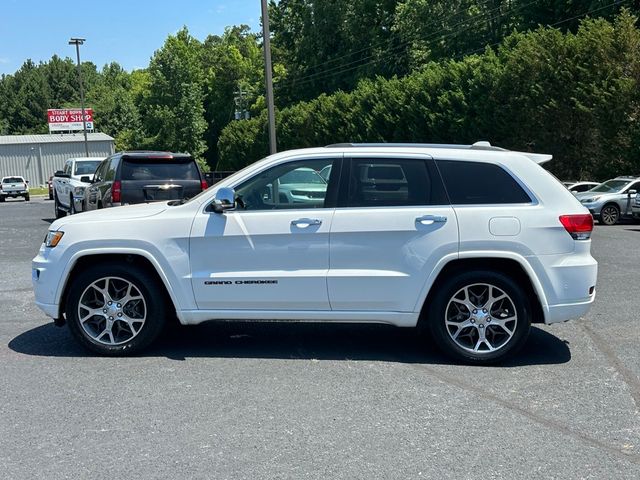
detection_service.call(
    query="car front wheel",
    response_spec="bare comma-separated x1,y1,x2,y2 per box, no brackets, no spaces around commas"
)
599,204,620,226
65,263,168,356
427,271,531,364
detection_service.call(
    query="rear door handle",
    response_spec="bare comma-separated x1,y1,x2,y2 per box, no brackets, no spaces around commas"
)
416,215,447,225
291,218,322,228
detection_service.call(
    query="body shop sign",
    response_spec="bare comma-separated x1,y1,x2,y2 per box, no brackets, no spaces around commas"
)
47,108,94,131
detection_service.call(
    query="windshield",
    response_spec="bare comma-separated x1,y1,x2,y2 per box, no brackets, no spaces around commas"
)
2,177,23,183
74,161,102,176
280,168,326,185
590,179,630,193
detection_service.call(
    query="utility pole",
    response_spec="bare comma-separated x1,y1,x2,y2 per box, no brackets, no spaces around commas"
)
69,37,89,157
260,0,277,154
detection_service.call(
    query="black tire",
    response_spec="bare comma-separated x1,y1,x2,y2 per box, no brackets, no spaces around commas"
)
69,195,76,214
426,270,531,365
0,196,4,202
599,204,620,226
65,262,168,356
54,193,66,218
24,194,30,201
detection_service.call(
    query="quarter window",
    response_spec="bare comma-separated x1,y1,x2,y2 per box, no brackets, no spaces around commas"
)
235,159,335,211
437,160,532,204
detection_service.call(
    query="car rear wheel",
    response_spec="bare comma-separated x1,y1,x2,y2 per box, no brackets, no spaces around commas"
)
65,263,168,356
599,204,620,225
427,271,531,364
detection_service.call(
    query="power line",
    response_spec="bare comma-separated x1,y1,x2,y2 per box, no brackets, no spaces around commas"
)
276,0,500,79
276,0,542,91
276,0,630,92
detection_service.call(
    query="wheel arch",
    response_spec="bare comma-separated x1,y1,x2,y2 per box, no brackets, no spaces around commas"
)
417,254,547,324
58,251,182,323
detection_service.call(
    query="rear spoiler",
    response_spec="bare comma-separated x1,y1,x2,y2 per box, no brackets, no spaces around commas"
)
515,151,553,164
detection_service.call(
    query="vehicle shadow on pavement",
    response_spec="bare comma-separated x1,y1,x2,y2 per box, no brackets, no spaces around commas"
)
8,322,571,367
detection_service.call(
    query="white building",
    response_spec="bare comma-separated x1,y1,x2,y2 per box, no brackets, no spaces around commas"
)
0,133,115,185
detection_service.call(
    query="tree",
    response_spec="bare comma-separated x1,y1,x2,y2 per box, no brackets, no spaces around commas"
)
142,27,207,166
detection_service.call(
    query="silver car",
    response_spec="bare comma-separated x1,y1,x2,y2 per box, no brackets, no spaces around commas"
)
575,176,640,225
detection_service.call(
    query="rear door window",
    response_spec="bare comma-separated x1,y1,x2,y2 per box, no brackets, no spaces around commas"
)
437,160,532,204
344,157,447,207
121,159,200,181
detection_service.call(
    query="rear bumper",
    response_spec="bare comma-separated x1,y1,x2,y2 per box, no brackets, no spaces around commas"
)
546,295,595,324
1,190,28,196
528,246,597,324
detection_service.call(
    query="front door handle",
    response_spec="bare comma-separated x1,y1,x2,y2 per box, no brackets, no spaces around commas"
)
291,218,322,228
416,215,447,225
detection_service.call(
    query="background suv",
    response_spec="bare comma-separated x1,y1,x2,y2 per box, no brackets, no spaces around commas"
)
85,151,208,210
574,176,640,225
33,143,597,364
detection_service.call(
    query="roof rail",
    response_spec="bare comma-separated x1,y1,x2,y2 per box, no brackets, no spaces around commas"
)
324,141,552,164
325,141,507,152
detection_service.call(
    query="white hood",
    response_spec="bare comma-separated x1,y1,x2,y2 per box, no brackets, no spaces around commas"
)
51,202,168,230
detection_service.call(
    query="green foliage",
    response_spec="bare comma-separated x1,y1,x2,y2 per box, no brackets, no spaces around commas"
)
1,2,639,177
219,10,640,180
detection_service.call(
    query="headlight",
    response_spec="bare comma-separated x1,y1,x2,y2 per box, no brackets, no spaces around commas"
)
73,186,85,196
582,196,601,203
44,231,64,248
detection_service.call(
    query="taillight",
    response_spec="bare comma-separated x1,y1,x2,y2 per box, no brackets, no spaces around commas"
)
201,179,209,191
559,214,593,240
112,180,121,203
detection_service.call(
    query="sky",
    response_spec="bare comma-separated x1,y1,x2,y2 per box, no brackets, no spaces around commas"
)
0,0,262,75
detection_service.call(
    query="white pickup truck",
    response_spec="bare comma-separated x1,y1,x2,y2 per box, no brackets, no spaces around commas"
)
0,176,29,202
52,157,104,218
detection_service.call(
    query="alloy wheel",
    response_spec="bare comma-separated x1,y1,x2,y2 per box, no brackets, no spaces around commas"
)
601,206,619,225
77,276,147,345
445,283,517,354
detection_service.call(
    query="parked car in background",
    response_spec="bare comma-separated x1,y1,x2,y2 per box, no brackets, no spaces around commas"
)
52,157,104,218
0,176,29,202
33,142,597,364
574,176,640,225
84,151,208,210
563,181,599,194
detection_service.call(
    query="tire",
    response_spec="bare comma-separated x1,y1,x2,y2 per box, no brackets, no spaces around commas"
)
0,196,4,202
24,194,30,201
65,262,168,356
69,195,76,214
54,193,66,219
599,204,620,226
426,270,531,365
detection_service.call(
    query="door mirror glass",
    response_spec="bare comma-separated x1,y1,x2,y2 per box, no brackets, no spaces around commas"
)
80,176,92,183
212,187,236,213
629,189,637,195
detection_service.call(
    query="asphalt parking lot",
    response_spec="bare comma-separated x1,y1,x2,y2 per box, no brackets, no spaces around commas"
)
1,197,640,479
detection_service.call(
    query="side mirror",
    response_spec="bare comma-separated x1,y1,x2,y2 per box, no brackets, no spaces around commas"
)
212,187,236,213
629,189,637,196
80,176,91,183
55,170,70,178
25,180,29,184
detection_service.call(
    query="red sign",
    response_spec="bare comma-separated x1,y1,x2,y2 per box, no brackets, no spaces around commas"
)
47,108,94,131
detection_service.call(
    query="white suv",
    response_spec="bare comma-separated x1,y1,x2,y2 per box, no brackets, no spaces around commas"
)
32,143,598,364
